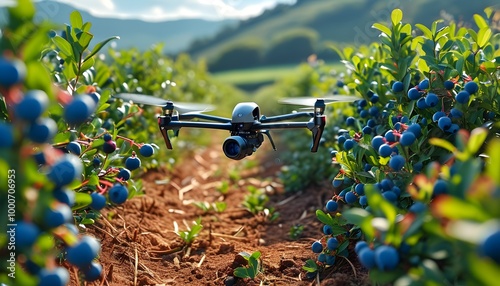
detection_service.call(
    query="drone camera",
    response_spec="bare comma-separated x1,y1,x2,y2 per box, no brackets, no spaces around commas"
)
222,133,264,160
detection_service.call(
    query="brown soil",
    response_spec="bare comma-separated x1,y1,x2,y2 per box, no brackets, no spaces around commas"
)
75,136,370,286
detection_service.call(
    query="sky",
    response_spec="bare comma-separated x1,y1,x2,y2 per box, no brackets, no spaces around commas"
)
1,0,297,21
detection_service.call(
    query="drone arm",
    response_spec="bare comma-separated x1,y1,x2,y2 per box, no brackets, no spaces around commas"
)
260,112,314,123
310,115,326,152
179,113,231,123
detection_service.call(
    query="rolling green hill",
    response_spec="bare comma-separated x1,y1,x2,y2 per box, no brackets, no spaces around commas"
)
186,0,500,70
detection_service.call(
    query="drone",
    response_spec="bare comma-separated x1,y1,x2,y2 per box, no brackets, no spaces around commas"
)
113,93,361,160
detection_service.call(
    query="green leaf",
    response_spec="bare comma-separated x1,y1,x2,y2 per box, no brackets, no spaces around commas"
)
429,138,456,153
302,259,318,273
91,138,105,149
80,57,95,74
315,209,335,225
52,35,74,61
415,24,433,39
391,9,403,26
365,184,397,225
477,27,492,48
77,31,94,51
84,36,120,62
432,195,490,221
342,208,375,239
466,127,488,155
473,14,488,29
72,192,92,210
70,11,84,29
486,139,500,185
372,23,392,36
53,132,72,144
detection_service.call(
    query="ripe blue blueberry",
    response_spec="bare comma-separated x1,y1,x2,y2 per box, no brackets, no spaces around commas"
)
447,124,460,133
450,108,463,118
317,253,327,263
418,78,430,90
380,179,393,190
355,184,365,195
455,90,470,104
407,88,422,100
28,117,57,143
323,225,333,235
311,241,323,253
371,136,385,151
66,141,81,156
90,192,107,210
359,109,369,118
64,95,97,126
370,94,379,103
140,144,155,157
464,81,478,95
325,200,338,212
345,191,358,204
416,97,428,109
332,178,343,188
325,255,336,266
358,247,376,269
382,191,398,203
0,122,14,147
343,139,356,150
433,179,448,196
38,267,69,286
15,221,40,248
406,123,422,137
392,81,404,92
374,245,399,271
92,157,101,168
480,230,500,264
409,202,426,213
432,111,447,122
53,188,75,206
355,241,369,254
378,144,393,157
0,57,26,87
359,195,368,206
117,168,131,181
438,116,452,131
389,155,406,171
47,154,83,187
125,155,141,170
367,119,376,128
82,261,103,281
108,184,129,204
384,130,396,142
444,80,455,90
44,203,73,228
400,132,416,146
345,116,356,126
66,235,101,268
424,93,439,107
327,237,339,250
369,106,379,117
14,90,49,122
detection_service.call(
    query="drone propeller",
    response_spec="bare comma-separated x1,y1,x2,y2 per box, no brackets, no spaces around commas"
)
279,95,362,106
113,93,215,114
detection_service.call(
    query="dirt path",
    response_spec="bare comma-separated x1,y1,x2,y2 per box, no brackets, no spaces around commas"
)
80,135,368,286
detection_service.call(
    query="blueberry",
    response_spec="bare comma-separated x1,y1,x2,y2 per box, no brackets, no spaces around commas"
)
325,200,338,212
392,81,404,92
432,111,447,122
425,93,439,107
64,95,97,126
38,267,69,286
389,155,406,171
355,241,369,254
139,144,155,157
117,168,131,181
323,225,333,235
102,140,117,154
371,136,385,150
28,117,57,143
343,139,356,150
409,202,426,213
66,235,101,268
44,203,73,228
355,184,365,195
15,90,49,122
327,237,339,250
416,97,429,109
455,90,470,104
345,116,356,126
108,184,129,204
374,245,399,271
378,144,393,157
81,261,103,281
0,122,14,148
450,108,463,118
418,78,430,90
66,141,81,156
382,191,398,202
464,81,478,95
400,132,416,146
406,123,422,137
480,230,500,263
15,221,40,248
0,57,26,87
47,154,83,187
53,188,75,206
433,179,448,196
311,241,323,253
358,247,376,269
90,192,107,210
438,116,452,131
408,87,422,100
359,195,368,206
345,191,358,204
444,80,455,90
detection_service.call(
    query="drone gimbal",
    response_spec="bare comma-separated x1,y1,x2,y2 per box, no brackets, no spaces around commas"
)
114,93,361,160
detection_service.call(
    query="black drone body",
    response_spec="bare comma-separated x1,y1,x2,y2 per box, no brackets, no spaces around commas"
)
114,93,360,160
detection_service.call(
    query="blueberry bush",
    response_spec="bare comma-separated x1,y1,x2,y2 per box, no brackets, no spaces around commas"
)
296,8,500,284
0,1,234,285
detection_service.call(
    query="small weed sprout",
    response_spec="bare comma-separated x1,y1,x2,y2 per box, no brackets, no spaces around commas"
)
234,251,262,280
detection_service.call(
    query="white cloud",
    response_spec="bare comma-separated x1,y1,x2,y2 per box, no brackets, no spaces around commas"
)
23,0,296,21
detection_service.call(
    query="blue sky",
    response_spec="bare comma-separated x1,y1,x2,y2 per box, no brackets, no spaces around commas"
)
3,0,297,21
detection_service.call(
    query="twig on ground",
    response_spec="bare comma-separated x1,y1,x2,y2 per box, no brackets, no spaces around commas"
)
339,255,357,279
134,247,138,286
